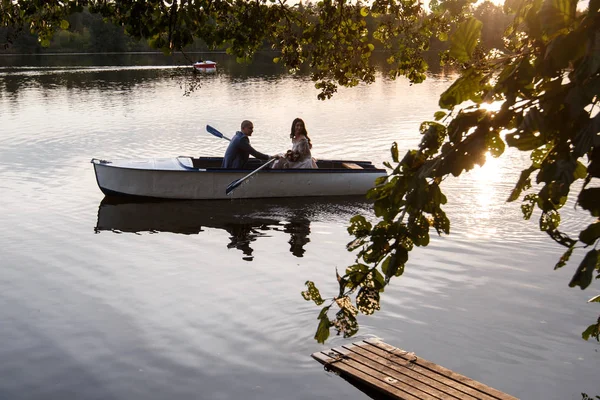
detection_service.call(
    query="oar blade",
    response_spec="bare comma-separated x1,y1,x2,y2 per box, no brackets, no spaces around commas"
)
206,124,223,138
225,179,242,195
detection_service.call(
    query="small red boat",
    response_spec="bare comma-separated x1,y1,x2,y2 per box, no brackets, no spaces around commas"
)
193,60,217,73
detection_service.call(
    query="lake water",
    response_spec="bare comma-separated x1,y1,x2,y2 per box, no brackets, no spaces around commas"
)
0,53,598,399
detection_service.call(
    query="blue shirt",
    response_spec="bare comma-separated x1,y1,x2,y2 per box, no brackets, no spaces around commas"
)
221,131,270,168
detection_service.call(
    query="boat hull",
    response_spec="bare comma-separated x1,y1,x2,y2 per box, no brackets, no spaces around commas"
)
193,61,217,73
91,157,386,200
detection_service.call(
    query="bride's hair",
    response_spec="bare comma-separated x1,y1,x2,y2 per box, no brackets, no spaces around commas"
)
290,117,312,149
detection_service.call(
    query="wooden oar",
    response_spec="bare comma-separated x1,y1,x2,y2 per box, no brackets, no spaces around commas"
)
206,124,231,141
226,158,277,195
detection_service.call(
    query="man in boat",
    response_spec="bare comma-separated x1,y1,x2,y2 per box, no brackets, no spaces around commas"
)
221,120,272,168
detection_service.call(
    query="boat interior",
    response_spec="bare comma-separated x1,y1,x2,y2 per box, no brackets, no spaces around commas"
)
189,157,382,171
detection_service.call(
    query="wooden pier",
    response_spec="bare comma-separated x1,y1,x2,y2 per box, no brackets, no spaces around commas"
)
312,338,518,400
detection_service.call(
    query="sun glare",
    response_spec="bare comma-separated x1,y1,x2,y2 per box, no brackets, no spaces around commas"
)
480,100,503,113
477,0,505,6
462,151,503,238
472,151,502,184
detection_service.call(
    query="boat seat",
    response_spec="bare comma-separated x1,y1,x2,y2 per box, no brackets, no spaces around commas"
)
342,162,363,169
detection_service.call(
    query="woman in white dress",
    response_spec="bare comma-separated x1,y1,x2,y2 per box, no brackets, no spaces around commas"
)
273,118,318,169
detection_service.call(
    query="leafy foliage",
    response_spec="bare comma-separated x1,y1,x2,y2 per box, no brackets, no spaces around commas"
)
2,0,598,344
302,0,600,343
581,393,600,400
0,0,84,48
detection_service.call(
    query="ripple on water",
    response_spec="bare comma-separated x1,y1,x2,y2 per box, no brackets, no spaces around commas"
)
1,62,598,400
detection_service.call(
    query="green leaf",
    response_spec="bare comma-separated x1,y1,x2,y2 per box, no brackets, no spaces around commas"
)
504,0,523,13
449,17,483,63
346,237,365,252
356,287,381,315
345,263,370,290
301,281,325,305
432,209,450,235
505,131,547,151
521,194,538,220
579,222,600,245
400,149,427,170
545,30,587,72
439,68,483,109
60,19,69,30
507,166,536,202
569,249,598,289
540,210,561,231
582,321,600,341
419,122,446,155
333,307,359,338
381,249,407,280
520,107,543,133
540,0,577,35
348,215,372,237
375,175,388,185
317,306,330,319
555,245,575,269
434,111,447,121
371,269,386,290
486,132,505,158
574,113,600,157
315,311,331,343
589,147,600,178
391,142,399,162
578,188,600,217
531,145,551,168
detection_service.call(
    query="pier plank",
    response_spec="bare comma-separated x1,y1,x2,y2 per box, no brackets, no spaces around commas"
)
351,342,498,400
312,339,518,400
329,346,444,400
341,345,482,400
363,339,517,400
312,351,423,400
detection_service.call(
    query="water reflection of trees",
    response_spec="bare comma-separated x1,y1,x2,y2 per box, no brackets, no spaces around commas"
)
0,64,176,98
95,196,370,261
0,51,450,99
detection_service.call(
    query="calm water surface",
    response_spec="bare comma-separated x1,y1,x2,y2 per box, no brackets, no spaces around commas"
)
0,54,598,399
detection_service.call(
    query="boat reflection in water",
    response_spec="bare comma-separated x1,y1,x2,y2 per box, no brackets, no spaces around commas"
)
95,196,372,261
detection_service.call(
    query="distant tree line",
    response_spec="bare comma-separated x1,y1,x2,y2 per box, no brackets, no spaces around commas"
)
0,7,212,53
1,2,511,56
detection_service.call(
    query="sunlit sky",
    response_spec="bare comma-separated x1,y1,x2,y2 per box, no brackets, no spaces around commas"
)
323,0,589,11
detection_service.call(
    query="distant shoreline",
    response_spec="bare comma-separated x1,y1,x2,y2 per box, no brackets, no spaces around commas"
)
0,51,229,57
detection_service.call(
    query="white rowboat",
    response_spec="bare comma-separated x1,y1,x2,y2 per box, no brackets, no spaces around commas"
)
193,60,217,72
91,156,386,200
